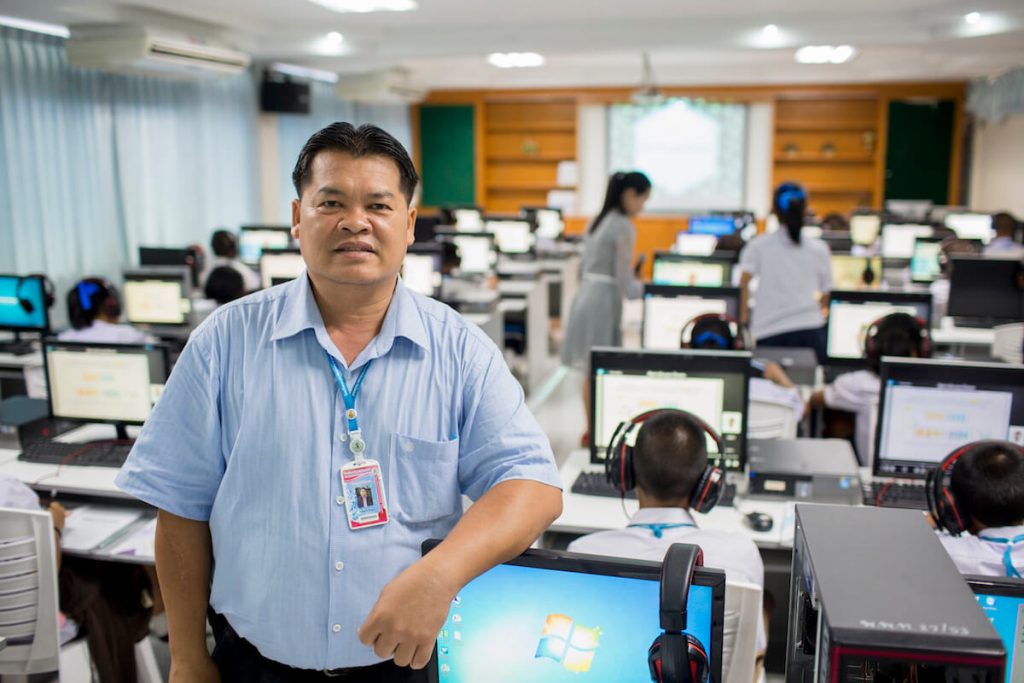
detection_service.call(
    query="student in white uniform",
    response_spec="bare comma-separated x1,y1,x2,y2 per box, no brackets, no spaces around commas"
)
203,229,261,292
985,212,1023,258
739,182,832,363
568,410,765,652
57,278,148,344
809,312,929,466
931,441,1024,578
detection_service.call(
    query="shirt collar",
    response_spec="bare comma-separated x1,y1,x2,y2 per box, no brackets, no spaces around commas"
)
629,507,697,526
978,525,1024,539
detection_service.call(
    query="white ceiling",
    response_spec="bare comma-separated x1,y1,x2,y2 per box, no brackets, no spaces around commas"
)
7,0,1024,89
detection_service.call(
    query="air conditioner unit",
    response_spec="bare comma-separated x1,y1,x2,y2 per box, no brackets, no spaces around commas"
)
66,24,251,78
336,71,426,104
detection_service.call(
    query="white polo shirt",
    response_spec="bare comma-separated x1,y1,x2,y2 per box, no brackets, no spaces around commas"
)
938,526,1024,578
823,369,879,466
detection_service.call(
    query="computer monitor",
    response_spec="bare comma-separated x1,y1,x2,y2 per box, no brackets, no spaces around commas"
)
641,285,740,350
454,208,484,232
674,232,718,256
909,236,944,284
873,357,1024,478
438,232,496,275
122,267,192,326
402,245,442,298
819,230,854,253
881,224,933,259
589,348,750,470
651,253,732,288
830,254,882,290
423,541,725,683
0,274,50,335
521,207,564,240
945,212,994,244
259,248,305,289
968,576,1024,683
42,340,170,439
849,215,882,246
688,216,735,237
486,220,534,255
239,225,293,264
825,290,932,366
948,256,1024,323
885,199,933,222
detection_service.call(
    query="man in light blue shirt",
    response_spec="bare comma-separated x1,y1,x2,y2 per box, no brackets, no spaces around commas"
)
116,122,562,682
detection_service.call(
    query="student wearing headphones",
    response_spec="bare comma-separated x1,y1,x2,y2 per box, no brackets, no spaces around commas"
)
739,182,832,363
809,312,929,466
203,229,260,293
58,278,148,344
985,212,1023,257
930,440,1024,577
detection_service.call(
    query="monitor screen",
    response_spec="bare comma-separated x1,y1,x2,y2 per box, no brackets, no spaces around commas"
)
122,269,191,326
487,220,534,255
0,275,49,333
239,226,293,264
651,254,730,288
688,216,735,237
425,544,724,683
454,209,484,232
641,285,739,350
674,233,718,256
849,215,882,246
948,256,1024,322
881,224,933,259
523,208,564,240
909,237,944,283
259,249,305,289
449,234,496,275
43,341,170,426
874,358,1024,478
825,291,932,365
590,348,750,470
969,576,1024,683
402,252,442,298
945,213,994,244
830,254,882,290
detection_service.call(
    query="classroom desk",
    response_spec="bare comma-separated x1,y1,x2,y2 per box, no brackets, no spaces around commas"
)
931,319,997,359
498,278,549,392
0,350,43,399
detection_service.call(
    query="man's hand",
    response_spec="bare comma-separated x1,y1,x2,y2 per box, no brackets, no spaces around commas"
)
169,655,220,683
761,361,794,388
358,559,457,670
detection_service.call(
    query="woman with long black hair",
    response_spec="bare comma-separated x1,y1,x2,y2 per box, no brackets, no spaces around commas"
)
739,182,832,362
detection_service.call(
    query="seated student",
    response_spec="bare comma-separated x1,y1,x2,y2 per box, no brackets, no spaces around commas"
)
58,278,148,344
204,265,246,306
933,441,1024,577
820,212,850,232
809,312,928,465
985,212,1024,257
203,229,260,292
568,410,765,651
439,240,497,301
682,314,805,421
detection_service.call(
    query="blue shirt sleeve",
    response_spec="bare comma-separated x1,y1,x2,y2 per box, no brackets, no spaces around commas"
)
115,326,225,521
456,333,562,501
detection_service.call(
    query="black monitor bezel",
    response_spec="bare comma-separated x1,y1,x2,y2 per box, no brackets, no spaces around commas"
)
588,347,751,470
825,289,933,368
651,252,733,287
947,255,1024,323
0,274,51,334
41,339,171,427
640,284,741,350
421,540,726,683
873,357,1024,479
122,266,191,327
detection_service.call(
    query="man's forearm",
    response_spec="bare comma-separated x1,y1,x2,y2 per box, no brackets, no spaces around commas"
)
155,510,214,663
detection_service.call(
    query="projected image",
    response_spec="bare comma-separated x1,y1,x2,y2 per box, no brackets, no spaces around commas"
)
608,99,748,212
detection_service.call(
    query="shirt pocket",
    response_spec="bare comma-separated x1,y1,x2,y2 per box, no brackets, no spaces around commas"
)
389,433,461,524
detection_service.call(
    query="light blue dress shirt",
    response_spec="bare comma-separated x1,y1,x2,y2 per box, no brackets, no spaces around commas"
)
115,274,560,669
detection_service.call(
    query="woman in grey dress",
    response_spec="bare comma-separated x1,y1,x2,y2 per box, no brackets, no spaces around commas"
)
561,171,651,435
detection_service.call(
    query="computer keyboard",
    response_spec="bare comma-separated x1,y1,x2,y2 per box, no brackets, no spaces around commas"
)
862,481,929,509
571,471,736,507
19,440,134,468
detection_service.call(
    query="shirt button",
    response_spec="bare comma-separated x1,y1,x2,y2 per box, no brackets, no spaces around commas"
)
335,561,345,571
332,624,342,633
336,496,345,505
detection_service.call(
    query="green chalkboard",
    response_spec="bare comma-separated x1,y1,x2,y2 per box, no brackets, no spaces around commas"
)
419,105,475,207
885,101,954,204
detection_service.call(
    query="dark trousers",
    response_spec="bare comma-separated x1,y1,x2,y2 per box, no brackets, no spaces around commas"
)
757,326,828,365
210,612,428,683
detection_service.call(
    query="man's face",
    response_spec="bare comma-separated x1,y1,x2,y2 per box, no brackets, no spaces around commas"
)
292,151,416,289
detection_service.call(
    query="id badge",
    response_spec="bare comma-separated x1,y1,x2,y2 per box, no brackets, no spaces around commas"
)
340,459,389,530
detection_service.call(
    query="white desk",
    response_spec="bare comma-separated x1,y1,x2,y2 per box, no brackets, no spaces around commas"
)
0,350,43,399
930,324,996,347
498,279,549,392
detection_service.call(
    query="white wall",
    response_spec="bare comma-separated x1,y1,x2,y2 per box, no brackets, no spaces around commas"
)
970,113,1024,216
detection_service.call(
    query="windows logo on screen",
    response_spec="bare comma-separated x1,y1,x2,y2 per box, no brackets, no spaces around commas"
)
534,614,602,673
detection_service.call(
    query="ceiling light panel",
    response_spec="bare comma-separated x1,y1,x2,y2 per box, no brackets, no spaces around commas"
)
488,52,545,68
307,0,417,13
795,45,858,64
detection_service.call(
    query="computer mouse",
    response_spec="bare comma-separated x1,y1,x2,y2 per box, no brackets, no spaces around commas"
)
744,512,774,532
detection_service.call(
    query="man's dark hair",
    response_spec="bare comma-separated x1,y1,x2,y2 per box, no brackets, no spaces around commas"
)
865,312,926,373
950,442,1024,528
633,411,708,503
204,266,246,305
291,122,419,204
993,211,1018,239
210,230,238,258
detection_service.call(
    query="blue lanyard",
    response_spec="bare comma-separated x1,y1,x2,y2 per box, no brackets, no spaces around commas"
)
326,353,371,434
979,534,1024,579
628,523,695,539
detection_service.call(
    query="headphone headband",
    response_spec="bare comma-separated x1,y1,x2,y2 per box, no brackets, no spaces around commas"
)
927,440,1024,535
649,543,710,683
680,313,748,351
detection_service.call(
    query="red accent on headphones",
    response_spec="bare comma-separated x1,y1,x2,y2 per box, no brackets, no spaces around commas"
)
605,409,725,514
680,313,749,351
927,440,1024,536
863,313,931,364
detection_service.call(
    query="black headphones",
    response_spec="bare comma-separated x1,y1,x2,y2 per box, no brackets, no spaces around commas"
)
648,543,710,683
680,313,749,351
605,409,725,514
863,313,931,368
927,440,1024,536
15,274,55,314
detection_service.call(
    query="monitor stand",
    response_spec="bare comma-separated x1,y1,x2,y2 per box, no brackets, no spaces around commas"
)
0,332,36,356
114,423,131,442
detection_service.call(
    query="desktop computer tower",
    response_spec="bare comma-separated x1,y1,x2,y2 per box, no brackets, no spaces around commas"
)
786,504,1005,683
